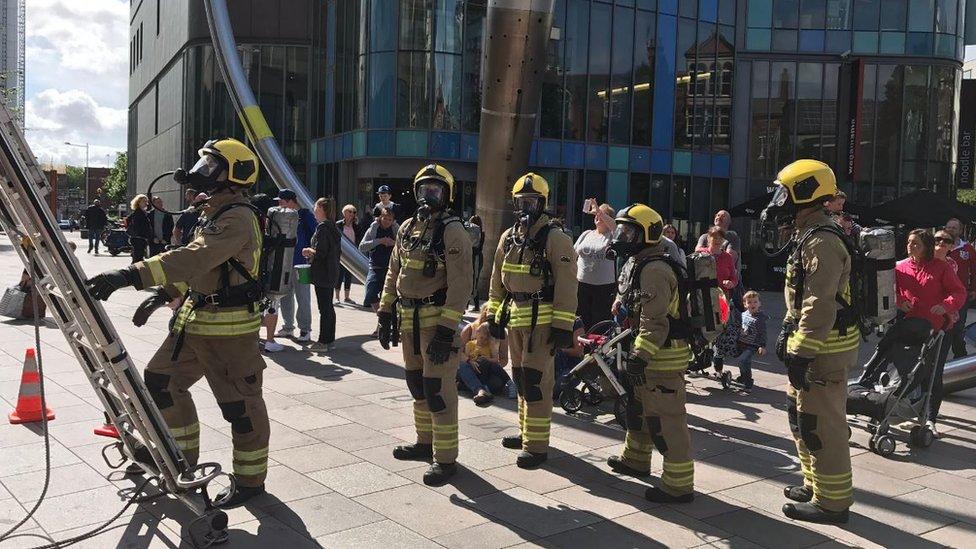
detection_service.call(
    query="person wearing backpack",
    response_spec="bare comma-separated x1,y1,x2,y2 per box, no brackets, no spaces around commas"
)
604,204,695,504
760,159,858,525
487,173,578,469
376,164,472,486
86,138,270,509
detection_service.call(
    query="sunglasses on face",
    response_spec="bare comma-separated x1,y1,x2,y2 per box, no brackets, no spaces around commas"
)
936,237,953,244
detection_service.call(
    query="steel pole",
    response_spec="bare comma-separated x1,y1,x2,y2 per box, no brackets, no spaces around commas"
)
475,0,555,295
203,0,368,283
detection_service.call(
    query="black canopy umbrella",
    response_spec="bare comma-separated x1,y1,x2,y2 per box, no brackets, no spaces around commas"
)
867,190,976,229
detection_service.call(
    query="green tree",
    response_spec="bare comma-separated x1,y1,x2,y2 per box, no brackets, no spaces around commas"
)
959,189,976,207
102,152,128,205
65,165,85,189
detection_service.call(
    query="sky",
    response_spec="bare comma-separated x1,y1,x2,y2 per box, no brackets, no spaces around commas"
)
24,0,128,169
15,2,976,170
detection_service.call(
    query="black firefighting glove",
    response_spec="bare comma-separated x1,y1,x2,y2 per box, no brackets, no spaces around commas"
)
132,288,173,327
426,325,456,364
548,327,575,350
623,353,647,388
377,311,394,350
785,354,813,392
488,318,506,340
86,267,142,301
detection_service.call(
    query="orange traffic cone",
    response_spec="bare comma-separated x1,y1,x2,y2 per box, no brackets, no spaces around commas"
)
8,348,55,425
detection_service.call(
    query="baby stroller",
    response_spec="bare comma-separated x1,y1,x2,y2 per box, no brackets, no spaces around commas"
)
558,320,630,429
847,317,945,457
101,223,131,256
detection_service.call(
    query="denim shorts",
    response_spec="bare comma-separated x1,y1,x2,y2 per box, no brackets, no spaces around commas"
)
364,268,386,307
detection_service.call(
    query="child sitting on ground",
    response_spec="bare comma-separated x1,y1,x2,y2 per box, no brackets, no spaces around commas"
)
458,323,514,405
736,291,768,390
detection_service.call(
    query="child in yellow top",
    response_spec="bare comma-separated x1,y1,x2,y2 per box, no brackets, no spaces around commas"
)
458,323,514,405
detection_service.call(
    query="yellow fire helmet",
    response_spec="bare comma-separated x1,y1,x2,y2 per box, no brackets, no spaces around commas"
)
615,203,664,245
197,138,260,187
774,159,837,207
414,164,456,203
511,172,550,203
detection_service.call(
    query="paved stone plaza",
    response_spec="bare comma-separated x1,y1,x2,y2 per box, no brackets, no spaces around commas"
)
1,231,975,548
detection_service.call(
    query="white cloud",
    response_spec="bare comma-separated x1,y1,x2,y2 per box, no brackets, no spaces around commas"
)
24,0,128,167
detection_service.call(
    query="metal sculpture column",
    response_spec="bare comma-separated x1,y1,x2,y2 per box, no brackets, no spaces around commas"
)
475,0,555,294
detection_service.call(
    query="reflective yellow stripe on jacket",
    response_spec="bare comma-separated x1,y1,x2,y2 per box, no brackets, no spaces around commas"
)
397,304,444,332
507,303,553,328
647,343,692,372
501,262,531,274
174,304,262,337
788,329,859,356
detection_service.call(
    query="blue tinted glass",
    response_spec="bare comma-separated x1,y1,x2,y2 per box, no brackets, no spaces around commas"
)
718,0,736,24
825,30,851,51
396,130,428,157
774,0,799,28
700,0,718,22
586,145,608,169
879,31,906,53
673,151,692,174
692,153,711,176
538,141,561,165
651,150,672,172
460,134,478,161
651,14,677,149
638,0,658,10
588,3,612,142
853,31,879,53
630,148,651,172
434,0,462,53
368,53,395,128
660,0,678,14
563,0,589,140
367,130,395,156
680,0,698,17
880,0,908,30
370,0,396,52
908,0,934,32
353,132,366,157
748,0,773,27
773,29,798,50
609,6,635,145
906,31,933,53
712,154,730,177
563,142,585,168
852,0,880,30
935,33,956,57
632,10,656,146
826,0,851,29
746,28,772,49
799,0,825,28
432,53,461,130
609,146,629,170
935,0,957,34
799,29,825,50
429,132,459,158
607,172,629,210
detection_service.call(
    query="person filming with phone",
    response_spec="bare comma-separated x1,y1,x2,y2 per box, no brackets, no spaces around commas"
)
574,198,616,330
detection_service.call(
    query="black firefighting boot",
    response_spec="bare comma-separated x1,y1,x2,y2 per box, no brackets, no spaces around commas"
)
645,486,694,504
215,484,266,509
782,502,849,524
501,435,523,449
784,485,814,503
392,443,433,461
423,462,457,486
516,451,547,469
606,455,650,478
125,441,154,475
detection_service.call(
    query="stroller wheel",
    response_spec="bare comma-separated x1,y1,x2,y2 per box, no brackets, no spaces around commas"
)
613,398,627,430
910,426,935,448
582,383,603,406
874,435,896,457
559,388,584,414
867,422,878,435
720,371,733,390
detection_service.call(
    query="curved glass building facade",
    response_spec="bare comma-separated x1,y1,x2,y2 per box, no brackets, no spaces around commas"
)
315,0,971,243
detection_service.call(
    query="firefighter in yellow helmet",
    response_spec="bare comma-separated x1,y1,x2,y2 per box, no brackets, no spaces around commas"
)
86,138,270,508
605,204,695,503
376,164,472,485
760,159,857,524
487,173,578,468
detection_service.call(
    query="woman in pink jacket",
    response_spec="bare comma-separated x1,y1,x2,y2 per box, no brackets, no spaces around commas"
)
895,229,966,437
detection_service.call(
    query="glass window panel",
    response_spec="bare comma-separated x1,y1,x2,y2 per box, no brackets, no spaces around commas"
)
541,0,565,138
461,2,486,132
747,28,772,49
672,175,690,220
719,0,736,25
799,29,825,50
679,0,698,17
368,53,396,127
638,0,658,10
713,24,734,152
609,6,635,144
435,0,463,53
583,171,608,206
259,46,285,138
650,173,672,219
587,2,612,142
795,63,822,160
852,0,880,30
908,0,934,32
397,51,431,128
750,61,772,177
400,0,433,50
695,20,716,151
881,0,908,30
821,62,838,162
632,10,656,145
370,0,396,52
629,173,650,205
825,30,851,52
773,0,799,28
879,31,906,53
748,0,773,27
932,66,954,164
873,65,903,190
691,177,710,225
853,31,879,53
563,0,589,140
935,0,957,34
826,0,851,29
935,33,956,57
674,17,697,149
856,64,876,186
770,62,796,172
800,0,825,28
432,53,461,130
773,30,798,50
906,32,934,54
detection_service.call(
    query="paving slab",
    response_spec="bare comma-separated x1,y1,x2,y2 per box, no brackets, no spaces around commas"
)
355,484,490,538
267,492,384,539
316,519,441,549
307,461,412,497
464,487,602,538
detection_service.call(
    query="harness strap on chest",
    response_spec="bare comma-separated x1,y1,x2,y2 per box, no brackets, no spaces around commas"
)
789,224,862,338
502,221,557,352
399,288,448,354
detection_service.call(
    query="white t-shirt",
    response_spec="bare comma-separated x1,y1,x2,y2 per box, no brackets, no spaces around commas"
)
574,230,616,285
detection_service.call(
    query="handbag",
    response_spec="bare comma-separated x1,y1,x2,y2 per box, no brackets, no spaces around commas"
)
714,307,743,359
0,285,28,319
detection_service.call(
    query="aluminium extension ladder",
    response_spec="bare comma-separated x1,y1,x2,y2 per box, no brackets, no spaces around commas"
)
0,103,230,546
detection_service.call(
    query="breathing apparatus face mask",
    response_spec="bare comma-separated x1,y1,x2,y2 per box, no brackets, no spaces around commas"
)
174,154,227,193
513,195,544,226
609,222,646,258
759,185,798,254
416,180,448,217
